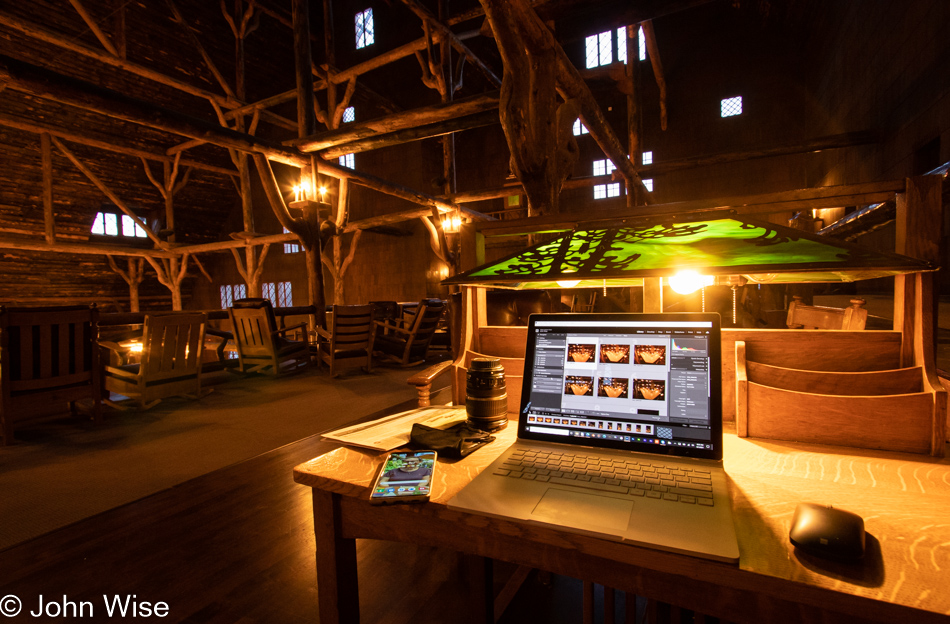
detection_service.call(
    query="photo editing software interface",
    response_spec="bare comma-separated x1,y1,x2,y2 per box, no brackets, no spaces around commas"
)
524,320,714,451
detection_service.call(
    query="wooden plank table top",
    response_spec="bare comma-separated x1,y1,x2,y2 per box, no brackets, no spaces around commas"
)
294,423,950,624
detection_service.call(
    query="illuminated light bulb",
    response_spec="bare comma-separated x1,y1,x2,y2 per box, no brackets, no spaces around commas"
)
129,342,144,353
318,186,327,200
669,270,713,295
292,185,302,202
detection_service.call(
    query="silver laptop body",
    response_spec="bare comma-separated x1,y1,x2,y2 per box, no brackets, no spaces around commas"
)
447,313,740,564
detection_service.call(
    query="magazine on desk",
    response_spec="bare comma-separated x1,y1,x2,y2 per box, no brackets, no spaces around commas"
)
323,405,467,451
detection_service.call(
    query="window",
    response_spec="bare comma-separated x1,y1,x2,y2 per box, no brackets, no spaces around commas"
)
262,282,293,308
342,106,355,123
507,195,521,207
721,96,742,117
593,160,618,199
585,31,612,68
355,8,374,49
339,153,355,169
220,284,246,309
283,227,300,254
643,179,654,192
572,119,589,136
92,211,146,238
586,27,643,69
592,159,616,177
642,151,653,166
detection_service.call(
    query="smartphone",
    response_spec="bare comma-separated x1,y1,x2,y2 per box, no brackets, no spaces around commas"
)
369,450,437,504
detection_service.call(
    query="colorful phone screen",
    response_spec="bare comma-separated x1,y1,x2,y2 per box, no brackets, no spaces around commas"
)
370,451,436,500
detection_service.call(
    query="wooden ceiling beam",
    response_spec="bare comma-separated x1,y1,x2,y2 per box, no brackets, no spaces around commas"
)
290,92,499,152
319,109,498,159
0,53,309,168
0,112,237,177
0,237,177,258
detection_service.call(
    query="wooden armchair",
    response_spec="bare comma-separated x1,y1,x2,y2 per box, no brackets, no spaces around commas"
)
315,304,374,377
100,312,209,410
373,299,446,367
228,298,310,375
786,296,867,329
1,305,101,445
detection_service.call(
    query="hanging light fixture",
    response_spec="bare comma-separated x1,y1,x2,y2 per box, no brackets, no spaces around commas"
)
668,270,714,295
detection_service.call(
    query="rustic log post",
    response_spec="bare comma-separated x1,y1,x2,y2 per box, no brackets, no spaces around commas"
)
625,24,645,206
641,20,668,132
40,132,55,244
107,256,144,312
479,0,578,217
145,254,191,311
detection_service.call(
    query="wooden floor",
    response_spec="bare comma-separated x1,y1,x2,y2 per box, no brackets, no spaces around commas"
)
0,389,632,624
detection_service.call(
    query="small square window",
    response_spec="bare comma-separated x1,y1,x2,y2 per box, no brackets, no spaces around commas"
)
606,183,621,198
283,227,300,254
339,153,355,169
342,106,355,123
507,195,520,207
721,96,742,117
643,179,654,192
642,151,653,166
593,185,607,200
355,8,374,49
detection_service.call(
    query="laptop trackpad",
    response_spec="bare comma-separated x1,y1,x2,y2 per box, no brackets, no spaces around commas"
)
531,488,633,532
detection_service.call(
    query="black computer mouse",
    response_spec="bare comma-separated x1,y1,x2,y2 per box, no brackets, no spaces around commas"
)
789,502,865,561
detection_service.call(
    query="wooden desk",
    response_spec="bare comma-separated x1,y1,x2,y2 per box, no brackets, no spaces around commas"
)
294,428,950,624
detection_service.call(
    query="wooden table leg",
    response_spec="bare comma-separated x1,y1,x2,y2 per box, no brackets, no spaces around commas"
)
313,489,360,624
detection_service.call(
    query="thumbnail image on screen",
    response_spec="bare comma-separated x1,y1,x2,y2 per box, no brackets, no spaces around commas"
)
599,344,630,364
567,343,596,363
564,375,594,396
633,379,665,401
634,345,666,365
597,377,629,398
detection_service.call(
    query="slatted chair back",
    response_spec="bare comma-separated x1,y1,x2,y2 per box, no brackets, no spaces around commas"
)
317,305,374,377
102,312,207,410
1,305,101,444
786,296,868,330
402,299,446,364
228,299,310,375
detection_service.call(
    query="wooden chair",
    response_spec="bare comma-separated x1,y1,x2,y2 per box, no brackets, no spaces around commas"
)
228,298,310,375
100,312,209,410
373,299,446,367
1,305,102,445
786,295,867,329
315,304,374,377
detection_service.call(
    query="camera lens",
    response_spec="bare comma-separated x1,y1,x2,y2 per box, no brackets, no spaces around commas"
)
466,357,508,432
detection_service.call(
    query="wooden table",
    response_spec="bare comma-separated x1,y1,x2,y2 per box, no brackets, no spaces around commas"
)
293,426,950,624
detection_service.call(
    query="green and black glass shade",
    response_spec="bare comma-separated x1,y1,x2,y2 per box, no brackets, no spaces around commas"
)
443,214,934,290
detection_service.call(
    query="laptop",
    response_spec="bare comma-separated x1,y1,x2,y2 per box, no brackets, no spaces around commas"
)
447,313,740,564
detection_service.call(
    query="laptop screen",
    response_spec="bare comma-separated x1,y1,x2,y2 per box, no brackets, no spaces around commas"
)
517,313,723,461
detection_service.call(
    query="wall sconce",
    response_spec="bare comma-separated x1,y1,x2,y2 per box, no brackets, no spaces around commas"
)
441,214,462,234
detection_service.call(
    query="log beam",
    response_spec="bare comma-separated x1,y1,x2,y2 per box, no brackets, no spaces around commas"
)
290,92,499,152
319,110,497,159
0,53,309,167
0,112,237,177
0,237,177,258
67,0,119,57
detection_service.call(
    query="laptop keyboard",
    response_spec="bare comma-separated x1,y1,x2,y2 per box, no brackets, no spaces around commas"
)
493,447,715,506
